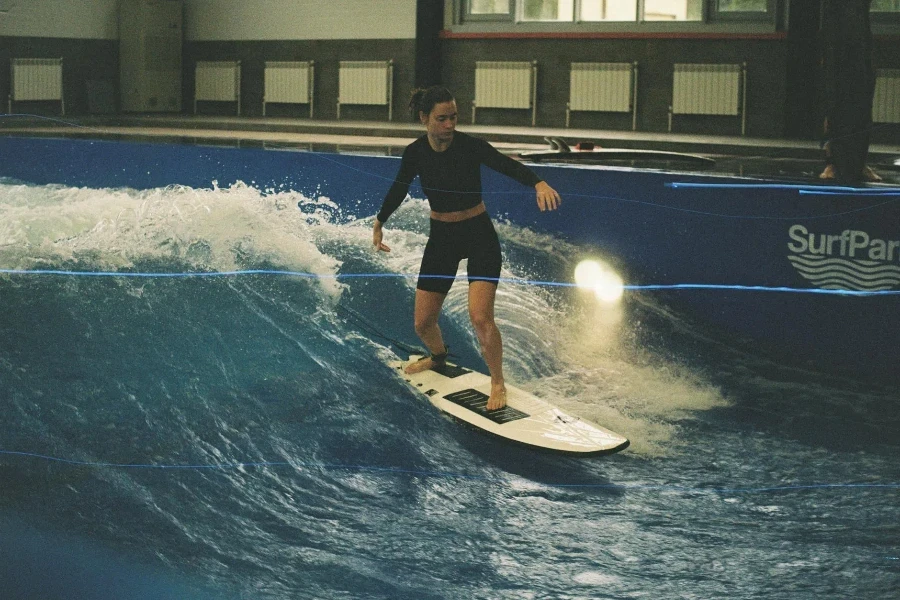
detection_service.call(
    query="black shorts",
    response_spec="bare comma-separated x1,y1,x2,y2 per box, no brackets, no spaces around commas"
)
417,211,502,294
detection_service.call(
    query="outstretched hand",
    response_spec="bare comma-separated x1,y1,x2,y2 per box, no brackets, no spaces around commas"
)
535,181,561,212
373,220,391,252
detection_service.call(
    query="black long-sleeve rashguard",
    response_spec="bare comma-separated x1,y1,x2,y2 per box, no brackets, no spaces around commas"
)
376,131,541,223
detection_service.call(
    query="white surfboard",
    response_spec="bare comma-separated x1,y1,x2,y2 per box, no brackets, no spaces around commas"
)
388,356,629,456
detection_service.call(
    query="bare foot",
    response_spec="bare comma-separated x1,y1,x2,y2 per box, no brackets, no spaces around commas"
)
405,356,439,375
819,164,883,182
863,166,882,182
486,383,507,411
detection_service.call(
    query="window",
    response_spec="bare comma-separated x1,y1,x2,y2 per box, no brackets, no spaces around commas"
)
518,0,701,22
716,0,767,11
470,0,512,14
710,0,772,21
579,0,638,21
643,0,702,21
521,0,575,21
871,0,900,12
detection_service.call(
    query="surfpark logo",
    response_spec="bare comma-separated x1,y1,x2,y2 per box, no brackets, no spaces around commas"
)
787,224,900,292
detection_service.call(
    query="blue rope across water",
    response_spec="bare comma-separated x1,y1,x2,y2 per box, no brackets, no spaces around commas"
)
2,268,898,297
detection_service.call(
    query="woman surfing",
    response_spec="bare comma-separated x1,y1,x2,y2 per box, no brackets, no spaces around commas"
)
373,86,561,411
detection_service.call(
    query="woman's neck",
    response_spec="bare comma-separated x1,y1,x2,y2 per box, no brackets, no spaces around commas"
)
427,132,454,152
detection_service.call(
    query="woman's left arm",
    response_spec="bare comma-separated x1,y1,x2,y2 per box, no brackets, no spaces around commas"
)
479,137,561,212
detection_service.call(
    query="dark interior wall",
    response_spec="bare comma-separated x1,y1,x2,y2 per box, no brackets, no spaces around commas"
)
0,37,118,115
0,37,417,119
0,36,417,120
785,0,900,142
1,7,896,142
184,39,417,120
440,36,790,137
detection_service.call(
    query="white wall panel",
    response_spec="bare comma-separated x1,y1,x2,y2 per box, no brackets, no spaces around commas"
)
0,0,118,39
185,0,417,41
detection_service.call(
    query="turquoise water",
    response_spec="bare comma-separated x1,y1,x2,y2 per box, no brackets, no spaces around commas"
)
1,179,898,599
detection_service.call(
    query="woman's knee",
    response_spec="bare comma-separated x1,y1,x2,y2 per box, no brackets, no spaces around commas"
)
414,313,438,336
469,310,496,337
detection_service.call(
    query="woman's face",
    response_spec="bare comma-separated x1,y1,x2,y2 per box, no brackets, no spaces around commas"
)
421,100,458,143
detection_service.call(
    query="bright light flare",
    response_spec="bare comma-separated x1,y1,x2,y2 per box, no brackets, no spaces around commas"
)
574,259,624,304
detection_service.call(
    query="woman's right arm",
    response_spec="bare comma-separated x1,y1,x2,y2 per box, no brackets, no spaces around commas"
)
373,145,417,252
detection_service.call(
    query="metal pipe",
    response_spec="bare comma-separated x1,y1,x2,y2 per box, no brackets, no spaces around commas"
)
388,60,394,121
741,62,747,136
309,62,315,119
632,61,639,131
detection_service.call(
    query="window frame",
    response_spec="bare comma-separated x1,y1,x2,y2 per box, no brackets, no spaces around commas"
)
459,0,722,26
458,0,900,29
454,0,789,33
507,1,711,24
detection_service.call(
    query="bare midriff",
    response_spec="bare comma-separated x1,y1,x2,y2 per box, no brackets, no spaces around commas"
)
430,201,486,223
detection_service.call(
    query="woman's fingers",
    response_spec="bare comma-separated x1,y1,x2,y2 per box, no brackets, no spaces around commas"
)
373,223,391,252
536,182,561,212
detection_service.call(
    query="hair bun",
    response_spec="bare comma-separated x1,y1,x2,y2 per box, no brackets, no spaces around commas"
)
408,86,455,122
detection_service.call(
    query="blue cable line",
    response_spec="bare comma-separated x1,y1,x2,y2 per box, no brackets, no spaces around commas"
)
2,268,898,297
798,188,900,196
668,182,900,195
2,449,897,494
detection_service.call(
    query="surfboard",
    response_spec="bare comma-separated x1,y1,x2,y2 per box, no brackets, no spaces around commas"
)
517,136,715,167
388,355,629,456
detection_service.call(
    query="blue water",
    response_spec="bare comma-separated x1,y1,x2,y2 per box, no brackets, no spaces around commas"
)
1,178,898,599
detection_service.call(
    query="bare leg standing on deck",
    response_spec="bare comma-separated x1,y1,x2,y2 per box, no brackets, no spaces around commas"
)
404,283,507,410
469,280,506,410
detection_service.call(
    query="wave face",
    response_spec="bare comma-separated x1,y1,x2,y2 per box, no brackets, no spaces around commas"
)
2,180,898,600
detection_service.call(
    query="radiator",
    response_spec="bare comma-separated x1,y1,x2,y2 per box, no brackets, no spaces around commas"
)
9,58,64,115
873,69,900,124
194,61,241,115
567,62,638,129
670,63,746,134
473,61,538,126
337,60,394,120
263,61,314,118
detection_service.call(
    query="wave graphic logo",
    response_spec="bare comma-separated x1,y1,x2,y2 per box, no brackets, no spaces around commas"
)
787,225,900,292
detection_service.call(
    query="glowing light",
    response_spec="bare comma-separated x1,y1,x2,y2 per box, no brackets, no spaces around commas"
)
574,260,624,304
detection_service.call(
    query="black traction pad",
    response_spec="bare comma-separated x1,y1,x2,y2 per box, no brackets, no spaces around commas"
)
431,362,471,379
443,389,529,424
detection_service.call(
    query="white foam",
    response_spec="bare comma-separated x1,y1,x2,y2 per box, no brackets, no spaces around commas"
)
490,220,731,457
0,180,347,299
573,571,621,586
